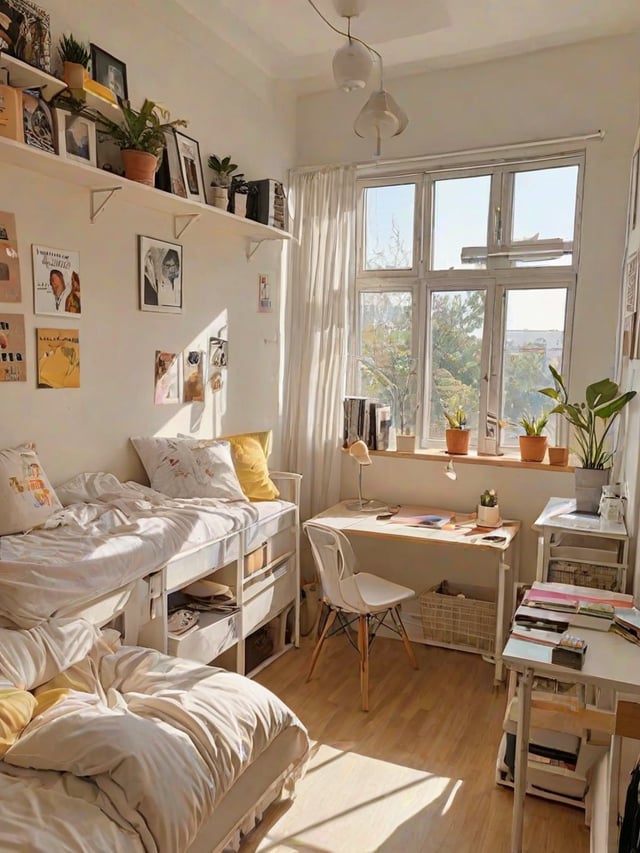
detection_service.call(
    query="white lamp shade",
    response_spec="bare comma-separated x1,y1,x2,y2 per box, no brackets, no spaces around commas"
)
354,89,408,141
332,39,372,92
332,0,367,17
348,439,372,465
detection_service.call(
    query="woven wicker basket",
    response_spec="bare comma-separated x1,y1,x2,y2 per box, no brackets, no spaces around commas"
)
419,582,496,654
547,560,619,591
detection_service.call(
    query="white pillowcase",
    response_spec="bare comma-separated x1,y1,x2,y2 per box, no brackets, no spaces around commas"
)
0,443,62,536
130,436,246,501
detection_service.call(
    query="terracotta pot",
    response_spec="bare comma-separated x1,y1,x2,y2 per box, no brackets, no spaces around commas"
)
548,446,569,466
62,61,88,90
210,186,228,209
121,150,158,186
445,428,470,455
396,434,416,453
519,435,547,463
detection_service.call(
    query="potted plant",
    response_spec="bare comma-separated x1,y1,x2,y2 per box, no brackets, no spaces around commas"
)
517,412,548,462
96,99,187,186
539,366,637,511
58,33,90,90
444,408,470,455
478,489,500,527
207,155,240,209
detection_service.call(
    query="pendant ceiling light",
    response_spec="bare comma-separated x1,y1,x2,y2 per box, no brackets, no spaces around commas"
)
306,0,408,155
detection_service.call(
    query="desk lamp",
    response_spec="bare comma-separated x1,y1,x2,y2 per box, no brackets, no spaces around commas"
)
444,458,457,480
346,440,387,512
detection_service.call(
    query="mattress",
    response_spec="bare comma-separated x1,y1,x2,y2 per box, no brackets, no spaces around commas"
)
0,624,309,853
0,474,294,628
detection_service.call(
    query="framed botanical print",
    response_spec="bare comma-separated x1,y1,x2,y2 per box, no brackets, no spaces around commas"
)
174,130,206,204
53,108,97,167
89,43,128,101
0,0,51,72
139,235,182,314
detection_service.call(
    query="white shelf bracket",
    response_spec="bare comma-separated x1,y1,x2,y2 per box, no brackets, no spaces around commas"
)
90,186,122,223
174,213,201,240
245,239,266,260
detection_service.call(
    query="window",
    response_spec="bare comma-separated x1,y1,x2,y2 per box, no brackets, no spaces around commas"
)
353,154,582,452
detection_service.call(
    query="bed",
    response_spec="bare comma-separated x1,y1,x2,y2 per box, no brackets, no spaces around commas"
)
0,619,309,852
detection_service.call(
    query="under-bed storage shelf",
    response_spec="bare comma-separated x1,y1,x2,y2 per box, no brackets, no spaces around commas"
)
168,609,241,663
243,560,297,636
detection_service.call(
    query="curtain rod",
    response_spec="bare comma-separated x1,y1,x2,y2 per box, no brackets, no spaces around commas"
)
291,129,605,175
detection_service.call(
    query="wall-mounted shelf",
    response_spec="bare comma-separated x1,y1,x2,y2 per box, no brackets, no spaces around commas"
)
0,51,66,100
0,135,294,246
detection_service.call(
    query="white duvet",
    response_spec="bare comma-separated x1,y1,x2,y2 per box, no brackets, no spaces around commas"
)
0,474,262,628
1,638,308,853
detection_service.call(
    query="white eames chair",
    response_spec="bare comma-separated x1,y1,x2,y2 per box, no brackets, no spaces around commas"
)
304,521,418,711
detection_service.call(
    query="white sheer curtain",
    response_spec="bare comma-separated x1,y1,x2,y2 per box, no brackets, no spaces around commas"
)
282,165,356,521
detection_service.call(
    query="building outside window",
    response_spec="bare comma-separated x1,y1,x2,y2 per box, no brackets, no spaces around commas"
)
353,153,583,452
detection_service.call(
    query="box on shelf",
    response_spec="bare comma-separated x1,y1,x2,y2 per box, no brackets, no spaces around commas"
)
245,541,271,575
547,560,619,591
419,581,496,654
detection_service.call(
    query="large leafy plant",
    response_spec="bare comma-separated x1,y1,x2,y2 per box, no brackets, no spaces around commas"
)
539,365,636,469
518,412,548,436
96,99,187,156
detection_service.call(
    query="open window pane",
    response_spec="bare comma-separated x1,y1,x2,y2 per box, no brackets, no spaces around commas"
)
363,184,415,271
501,288,567,446
358,290,415,433
432,175,491,270
510,166,578,267
428,289,486,442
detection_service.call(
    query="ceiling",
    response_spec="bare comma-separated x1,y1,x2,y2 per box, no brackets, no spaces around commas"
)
176,0,640,91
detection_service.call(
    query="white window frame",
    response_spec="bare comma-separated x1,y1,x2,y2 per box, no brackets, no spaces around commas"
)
354,152,583,453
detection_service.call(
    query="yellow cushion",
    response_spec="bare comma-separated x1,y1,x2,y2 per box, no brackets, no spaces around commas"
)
32,687,69,718
0,687,36,755
221,431,279,501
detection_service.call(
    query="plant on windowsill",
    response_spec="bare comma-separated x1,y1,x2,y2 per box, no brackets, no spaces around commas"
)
444,408,470,455
517,412,549,462
478,488,500,527
96,99,187,186
57,33,90,90
359,357,418,453
539,365,637,511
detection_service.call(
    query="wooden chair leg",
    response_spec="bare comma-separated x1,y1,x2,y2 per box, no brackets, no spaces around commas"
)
358,614,370,712
306,608,337,682
394,607,418,670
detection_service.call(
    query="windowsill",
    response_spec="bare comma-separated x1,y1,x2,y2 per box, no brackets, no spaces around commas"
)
352,447,575,472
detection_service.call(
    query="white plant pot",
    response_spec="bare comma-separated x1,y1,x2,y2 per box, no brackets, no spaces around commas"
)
210,186,228,209
477,504,500,527
395,434,416,453
575,467,610,514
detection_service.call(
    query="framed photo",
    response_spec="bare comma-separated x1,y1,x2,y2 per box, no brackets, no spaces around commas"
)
32,245,81,316
140,235,182,314
0,211,21,303
174,130,206,204
36,327,80,389
22,88,54,153
0,312,26,381
0,0,51,72
89,43,128,101
53,108,97,167
155,128,187,198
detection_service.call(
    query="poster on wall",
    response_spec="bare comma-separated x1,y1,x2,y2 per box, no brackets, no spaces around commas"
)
183,349,205,402
0,312,25,381
0,211,21,303
36,328,80,388
154,351,181,405
32,245,81,316
208,336,227,368
140,236,182,314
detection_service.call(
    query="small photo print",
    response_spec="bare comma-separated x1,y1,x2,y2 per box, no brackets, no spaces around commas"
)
0,241,21,303
0,313,26,382
36,327,80,389
0,211,17,243
140,236,182,314
209,336,227,368
154,350,182,405
32,245,80,316
258,273,272,313
183,349,205,402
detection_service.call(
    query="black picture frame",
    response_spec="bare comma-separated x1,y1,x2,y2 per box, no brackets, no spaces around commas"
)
139,235,182,314
173,130,206,204
89,43,128,101
0,0,51,72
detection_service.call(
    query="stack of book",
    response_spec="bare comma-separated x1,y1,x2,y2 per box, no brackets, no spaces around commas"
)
611,608,640,645
520,583,631,631
343,397,392,450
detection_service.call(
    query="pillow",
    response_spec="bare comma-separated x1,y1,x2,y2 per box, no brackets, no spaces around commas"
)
0,442,62,536
221,431,280,501
0,686,36,756
130,436,246,501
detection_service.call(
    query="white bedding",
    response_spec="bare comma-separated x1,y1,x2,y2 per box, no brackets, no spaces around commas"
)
0,474,292,628
0,631,308,853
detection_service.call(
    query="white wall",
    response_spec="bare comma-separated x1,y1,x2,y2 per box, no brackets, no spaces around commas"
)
297,35,640,583
0,0,296,485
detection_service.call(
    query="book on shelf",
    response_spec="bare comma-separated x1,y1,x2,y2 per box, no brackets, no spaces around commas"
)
343,396,369,448
510,626,564,646
612,607,640,644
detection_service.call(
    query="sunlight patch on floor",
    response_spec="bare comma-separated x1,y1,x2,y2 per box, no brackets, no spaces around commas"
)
256,743,462,853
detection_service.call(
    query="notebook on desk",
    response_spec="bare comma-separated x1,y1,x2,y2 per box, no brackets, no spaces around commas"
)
388,506,454,528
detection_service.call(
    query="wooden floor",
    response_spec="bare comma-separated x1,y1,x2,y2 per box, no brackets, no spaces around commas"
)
244,633,590,853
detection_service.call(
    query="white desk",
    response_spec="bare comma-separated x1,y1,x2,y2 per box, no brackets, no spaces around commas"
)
534,497,629,591
311,501,521,681
503,591,640,853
